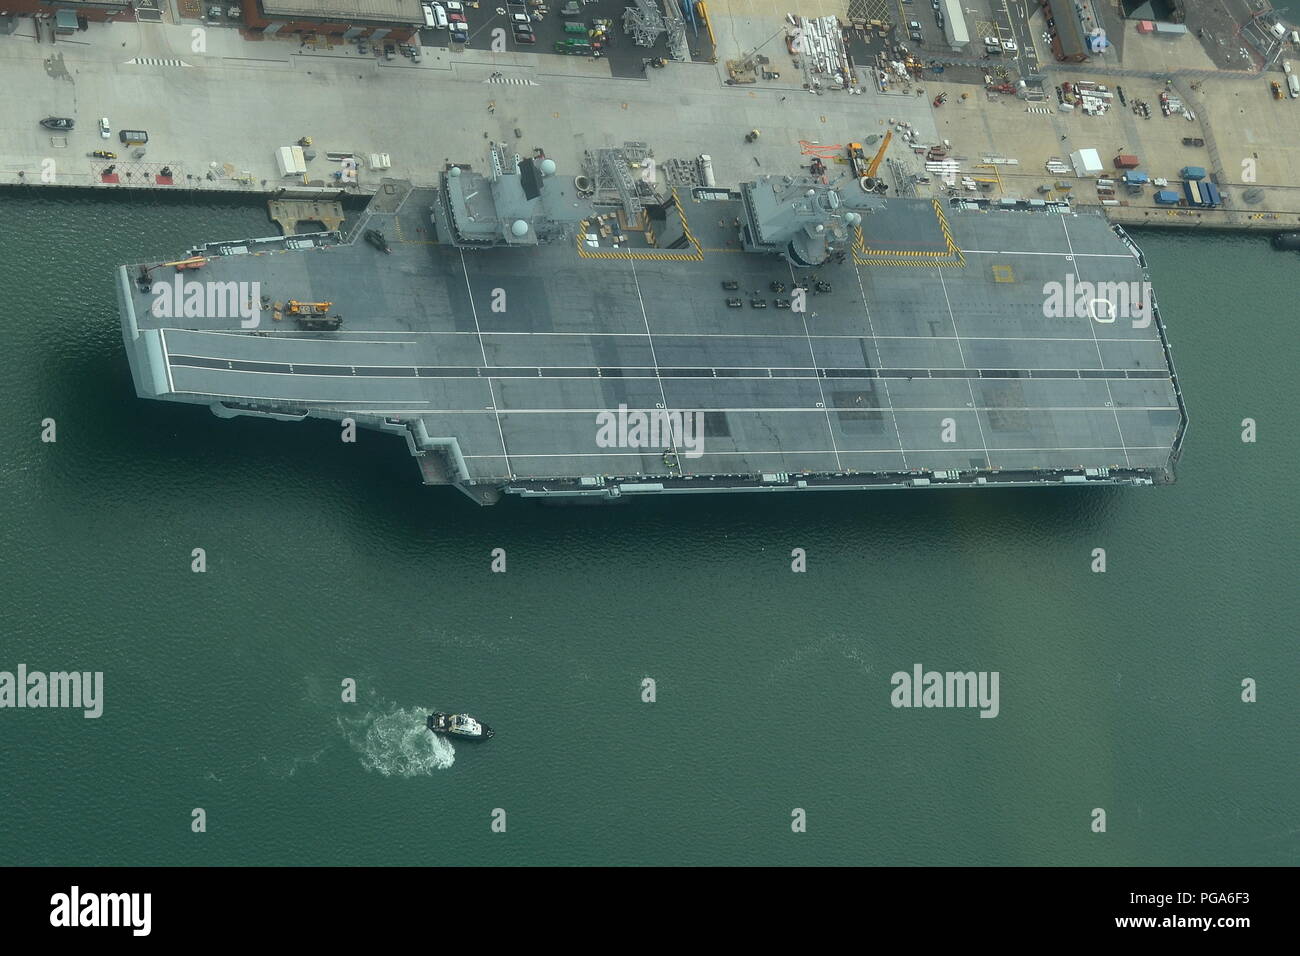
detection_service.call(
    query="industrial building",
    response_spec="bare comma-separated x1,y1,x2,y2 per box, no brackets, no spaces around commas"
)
239,0,421,42
1,0,131,24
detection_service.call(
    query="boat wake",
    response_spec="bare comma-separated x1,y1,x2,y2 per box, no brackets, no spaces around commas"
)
338,703,455,776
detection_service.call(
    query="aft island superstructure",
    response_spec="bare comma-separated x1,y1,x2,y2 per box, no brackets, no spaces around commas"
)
118,144,1186,505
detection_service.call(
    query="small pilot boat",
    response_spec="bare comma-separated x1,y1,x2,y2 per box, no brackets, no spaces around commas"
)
427,713,493,739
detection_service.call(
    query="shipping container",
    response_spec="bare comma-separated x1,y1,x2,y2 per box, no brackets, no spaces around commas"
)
1154,189,1180,205
1183,180,1203,205
1122,171,1149,185
1201,181,1221,206
1114,154,1140,169
1179,165,1206,180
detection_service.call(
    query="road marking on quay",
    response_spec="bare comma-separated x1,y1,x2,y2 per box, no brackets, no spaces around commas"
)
124,57,193,67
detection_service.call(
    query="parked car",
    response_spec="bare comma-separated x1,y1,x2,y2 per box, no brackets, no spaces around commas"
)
444,0,464,14
934,10,944,29
515,31,536,43
450,23,468,42
1002,38,1018,53
510,12,529,24
449,12,466,23
384,44,395,60
514,22,533,35
99,117,111,138
908,20,923,42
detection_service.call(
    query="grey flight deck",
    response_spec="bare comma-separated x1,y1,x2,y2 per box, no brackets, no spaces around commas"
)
118,183,1185,504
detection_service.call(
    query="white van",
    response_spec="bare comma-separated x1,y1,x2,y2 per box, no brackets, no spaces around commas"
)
431,2,447,28
422,3,436,28
511,12,530,25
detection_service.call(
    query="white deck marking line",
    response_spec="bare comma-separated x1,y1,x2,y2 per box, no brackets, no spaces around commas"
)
1060,218,1132,467
788,262,843,472
852,260,908,469
159,329,176,394
459,248,513,477
460,446,1171,459
937,268,992,469
230,328,1161,344
167,330,419,346
166,364,1172,380
960,249,1132,258
627,259,681,465
164,388,1179,416
175,390,429,404
167,353,1167,376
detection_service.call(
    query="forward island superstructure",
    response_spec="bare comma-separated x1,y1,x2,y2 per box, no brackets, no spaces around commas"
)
117,143,1186,505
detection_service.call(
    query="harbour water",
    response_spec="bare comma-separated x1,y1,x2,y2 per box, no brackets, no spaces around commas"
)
0,191,1294,865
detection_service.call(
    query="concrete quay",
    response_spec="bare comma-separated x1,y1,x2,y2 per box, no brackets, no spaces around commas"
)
0,14,938,202
2,8,1299,235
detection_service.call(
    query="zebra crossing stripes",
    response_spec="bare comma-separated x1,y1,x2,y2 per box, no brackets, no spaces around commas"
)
125,57,193,67
485,75,538,86
1025,105,1053,115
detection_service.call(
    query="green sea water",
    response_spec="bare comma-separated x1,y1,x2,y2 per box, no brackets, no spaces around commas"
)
0,190,1294,866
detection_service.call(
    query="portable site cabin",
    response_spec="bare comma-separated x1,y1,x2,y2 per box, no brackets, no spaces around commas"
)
1069,148,1103,178
275,145,307,178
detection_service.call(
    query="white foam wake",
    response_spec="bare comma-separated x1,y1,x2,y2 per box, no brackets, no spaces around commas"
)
339,703,455,776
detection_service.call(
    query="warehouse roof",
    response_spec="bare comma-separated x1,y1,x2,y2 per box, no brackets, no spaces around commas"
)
258,0,421,24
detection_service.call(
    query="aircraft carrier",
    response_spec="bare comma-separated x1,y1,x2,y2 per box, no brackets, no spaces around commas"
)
117,143,1187,505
